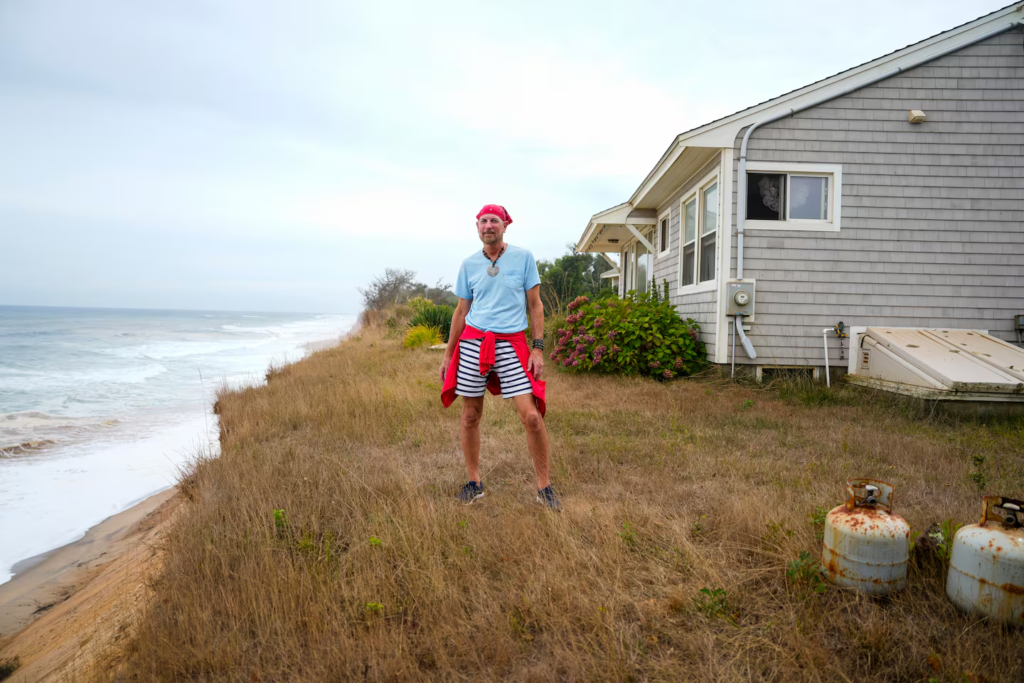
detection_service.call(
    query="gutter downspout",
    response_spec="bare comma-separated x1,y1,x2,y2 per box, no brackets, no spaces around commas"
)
822,329,832,388
733,19,1022,364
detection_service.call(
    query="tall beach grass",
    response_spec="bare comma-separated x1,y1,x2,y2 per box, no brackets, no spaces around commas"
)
107,325,1024,681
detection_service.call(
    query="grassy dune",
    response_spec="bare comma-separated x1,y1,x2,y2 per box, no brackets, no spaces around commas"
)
110,326,1024,681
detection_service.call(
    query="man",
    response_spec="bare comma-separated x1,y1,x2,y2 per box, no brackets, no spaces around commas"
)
439,204,561,511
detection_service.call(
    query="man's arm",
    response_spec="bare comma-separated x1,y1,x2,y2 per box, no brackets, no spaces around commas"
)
440,298,471,381
525,285,545,380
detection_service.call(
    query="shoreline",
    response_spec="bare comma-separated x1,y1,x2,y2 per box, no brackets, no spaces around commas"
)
304,319,361,354
0,486,175,637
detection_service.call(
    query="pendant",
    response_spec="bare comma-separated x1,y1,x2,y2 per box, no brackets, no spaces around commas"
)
487,265,499,276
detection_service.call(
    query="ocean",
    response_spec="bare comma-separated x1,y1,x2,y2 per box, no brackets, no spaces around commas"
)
0,306,355,584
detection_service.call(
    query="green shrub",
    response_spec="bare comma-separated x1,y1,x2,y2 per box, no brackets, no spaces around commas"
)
786,550,828,594
693,588,731,619
406,296,434,314
409,304,454,342
550,288,705,379
404,325,444,349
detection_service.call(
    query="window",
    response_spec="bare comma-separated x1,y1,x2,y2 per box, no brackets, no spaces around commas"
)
681,198,697,287
747,173,785,221
790,176,828,220
679,175,719,289
747,173,828,221
744,163,842,231
700,183,718,283
657,214,670,256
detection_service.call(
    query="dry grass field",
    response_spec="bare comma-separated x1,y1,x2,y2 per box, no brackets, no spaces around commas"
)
107,325,1024,682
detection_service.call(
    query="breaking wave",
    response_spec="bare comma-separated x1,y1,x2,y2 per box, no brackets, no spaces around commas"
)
0,411,120,454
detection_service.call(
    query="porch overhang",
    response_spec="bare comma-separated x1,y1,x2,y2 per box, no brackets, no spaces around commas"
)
575,203,657,254
629,145,721,210
576,145,722,254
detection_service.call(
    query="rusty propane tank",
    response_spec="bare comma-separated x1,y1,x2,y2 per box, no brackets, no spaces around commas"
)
946,495,1024,624
822,479,910,595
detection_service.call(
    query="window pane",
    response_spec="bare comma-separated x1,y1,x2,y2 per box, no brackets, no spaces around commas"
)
699,234,716,283
789,175,828,220
636,241,649,294
746,173,784,220
660,218,669,252
703,183,718,235
682,244,695,287
684,199,696,243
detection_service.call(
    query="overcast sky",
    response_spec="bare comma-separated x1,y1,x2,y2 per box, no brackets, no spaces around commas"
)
0,0,1009,313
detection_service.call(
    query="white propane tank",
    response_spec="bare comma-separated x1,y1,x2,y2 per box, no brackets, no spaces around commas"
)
822,479,910,595
946,495,1024,624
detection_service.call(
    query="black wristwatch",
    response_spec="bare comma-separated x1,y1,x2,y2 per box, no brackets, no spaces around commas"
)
532,338,545,350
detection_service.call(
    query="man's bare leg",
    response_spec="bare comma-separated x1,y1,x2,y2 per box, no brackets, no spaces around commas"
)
511,394,550,490
460,396,484,484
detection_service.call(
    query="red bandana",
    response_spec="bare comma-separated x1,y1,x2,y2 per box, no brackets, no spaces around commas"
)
476,204,512,225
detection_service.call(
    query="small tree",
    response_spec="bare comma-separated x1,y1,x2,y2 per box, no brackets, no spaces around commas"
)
359,270,456,312
537,245,615,314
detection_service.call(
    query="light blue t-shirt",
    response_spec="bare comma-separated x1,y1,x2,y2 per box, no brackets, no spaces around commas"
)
455,244,541,334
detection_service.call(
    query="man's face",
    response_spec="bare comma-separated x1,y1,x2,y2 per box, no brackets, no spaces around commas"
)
476,214,506,245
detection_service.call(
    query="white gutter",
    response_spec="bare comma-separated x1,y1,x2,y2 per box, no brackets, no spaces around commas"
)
732,19,1022,360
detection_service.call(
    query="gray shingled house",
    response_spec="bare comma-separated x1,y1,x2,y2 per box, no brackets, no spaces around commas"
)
575,4,1024,380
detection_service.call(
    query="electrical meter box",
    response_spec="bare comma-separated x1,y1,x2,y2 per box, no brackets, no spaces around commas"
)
726,280,755,319
1016,314,1024,330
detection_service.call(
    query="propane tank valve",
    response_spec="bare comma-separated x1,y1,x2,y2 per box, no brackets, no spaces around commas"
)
864,484,879,506
1000,502,1021,527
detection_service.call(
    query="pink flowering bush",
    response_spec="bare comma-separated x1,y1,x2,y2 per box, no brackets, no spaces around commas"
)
551,286,705,379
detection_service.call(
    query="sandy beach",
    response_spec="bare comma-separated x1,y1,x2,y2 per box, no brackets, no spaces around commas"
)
0,487,179,682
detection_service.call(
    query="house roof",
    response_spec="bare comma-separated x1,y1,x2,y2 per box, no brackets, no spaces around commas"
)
619,2,1024,212
578,2,1024,253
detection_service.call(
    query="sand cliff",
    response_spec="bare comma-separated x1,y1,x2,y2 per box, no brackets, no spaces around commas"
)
0,489,178,682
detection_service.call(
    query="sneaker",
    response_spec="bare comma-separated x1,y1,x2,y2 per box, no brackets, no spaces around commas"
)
536,485,562,512
456,481,485,504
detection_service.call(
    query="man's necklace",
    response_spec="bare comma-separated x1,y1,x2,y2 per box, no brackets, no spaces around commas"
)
483,244,506,276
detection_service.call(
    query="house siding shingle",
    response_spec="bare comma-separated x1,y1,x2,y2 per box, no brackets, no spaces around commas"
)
728,31,1024,367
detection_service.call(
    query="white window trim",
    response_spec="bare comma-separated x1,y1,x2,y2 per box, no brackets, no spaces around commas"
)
656,209,671,258
697,177,720,285
744,161,842,232
679,191,698,289
677,169,720,295
633,229,653,293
